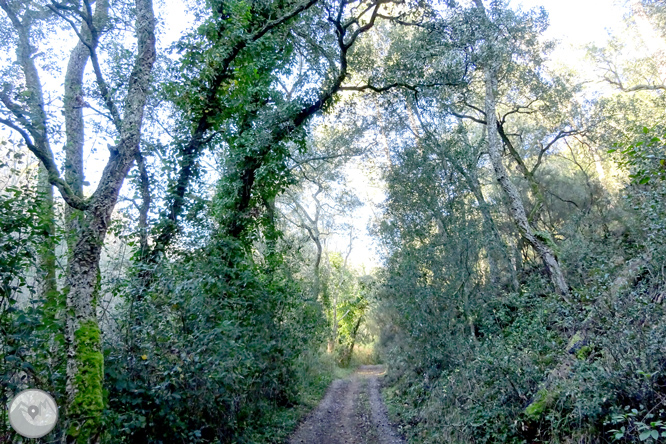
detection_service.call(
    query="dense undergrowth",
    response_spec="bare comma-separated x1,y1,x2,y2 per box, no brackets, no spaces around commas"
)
377,123,666,443
0,181,375,443
381,280,666,444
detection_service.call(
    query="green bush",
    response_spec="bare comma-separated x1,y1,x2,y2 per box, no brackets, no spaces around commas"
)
102,237,331,443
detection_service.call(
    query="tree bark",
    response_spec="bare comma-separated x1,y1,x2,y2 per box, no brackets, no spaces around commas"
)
63,32,89,253
37,164,57,302
63,1,156,441
473,0,569,299
62,0,109,249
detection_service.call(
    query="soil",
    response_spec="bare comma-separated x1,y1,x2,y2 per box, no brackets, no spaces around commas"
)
289,365,405,444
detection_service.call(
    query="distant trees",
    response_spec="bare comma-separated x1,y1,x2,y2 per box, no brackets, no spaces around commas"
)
279,132,369,359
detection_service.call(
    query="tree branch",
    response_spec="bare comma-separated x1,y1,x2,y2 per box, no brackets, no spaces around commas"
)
531,129,580,175
0,117,88,210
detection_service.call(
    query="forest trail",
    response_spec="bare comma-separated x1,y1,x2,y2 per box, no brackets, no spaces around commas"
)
289,365,404,444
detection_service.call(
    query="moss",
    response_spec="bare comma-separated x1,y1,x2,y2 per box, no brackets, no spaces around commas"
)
566,331,586,354
576,345,592,360
67,319,104,443
525,389,556,420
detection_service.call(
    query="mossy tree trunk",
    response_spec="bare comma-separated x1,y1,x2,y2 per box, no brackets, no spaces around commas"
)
0,0,156,442
64,1,156,441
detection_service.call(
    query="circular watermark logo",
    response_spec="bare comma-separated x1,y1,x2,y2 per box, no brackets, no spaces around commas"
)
8,389,58,438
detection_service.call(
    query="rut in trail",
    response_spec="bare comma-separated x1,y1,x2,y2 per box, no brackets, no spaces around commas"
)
289,365,405,444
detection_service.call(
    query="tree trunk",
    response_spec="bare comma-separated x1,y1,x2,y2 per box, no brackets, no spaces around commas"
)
473,0,569,299
482,67,569,299
513,234,524,286
0,0,155,438
313,236,323,300
37,164,56,302
61,1,156,442
342,315,363,367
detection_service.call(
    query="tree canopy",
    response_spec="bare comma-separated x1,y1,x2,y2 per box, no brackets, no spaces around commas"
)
1,0,665,443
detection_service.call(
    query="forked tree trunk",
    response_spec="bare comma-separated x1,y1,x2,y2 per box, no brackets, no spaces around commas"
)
0,0,156,442
63,1,156,441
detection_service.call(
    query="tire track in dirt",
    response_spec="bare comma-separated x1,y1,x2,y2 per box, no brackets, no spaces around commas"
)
289,365,404,444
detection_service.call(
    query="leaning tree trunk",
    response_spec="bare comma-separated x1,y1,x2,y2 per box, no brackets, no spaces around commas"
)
482,67,569,299
473,0,569,299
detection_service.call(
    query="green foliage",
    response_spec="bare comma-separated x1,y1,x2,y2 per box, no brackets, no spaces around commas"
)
606,406,666,443
609,126,666,185
0,184,67,441
102,235,330,443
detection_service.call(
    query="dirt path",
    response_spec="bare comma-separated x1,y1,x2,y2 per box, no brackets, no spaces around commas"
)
289,365,405,444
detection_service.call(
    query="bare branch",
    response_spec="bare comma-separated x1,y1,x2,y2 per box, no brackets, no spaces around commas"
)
462,100,486,117
344,1,382,50
450,110,486,124
546,188,580,208
500,99,539,124
0,117,89,210
376,13,426,27
531,129,581,174
609,80,666,92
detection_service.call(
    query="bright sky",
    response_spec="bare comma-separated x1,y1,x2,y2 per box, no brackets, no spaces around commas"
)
1,0,633,270
514,0,627,42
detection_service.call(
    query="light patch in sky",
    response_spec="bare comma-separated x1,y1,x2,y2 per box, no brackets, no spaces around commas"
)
326,160,385,271
512,0,627,46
